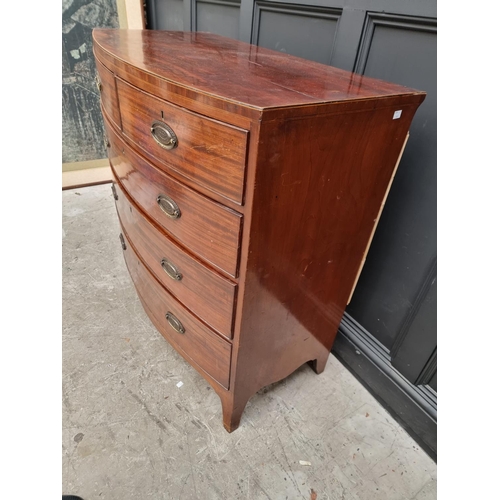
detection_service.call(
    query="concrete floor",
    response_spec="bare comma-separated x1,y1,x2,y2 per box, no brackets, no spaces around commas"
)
62,184,437,500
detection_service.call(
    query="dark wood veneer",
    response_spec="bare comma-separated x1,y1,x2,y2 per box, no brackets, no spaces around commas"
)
105,116,243,279
113,176,237,339
94,28,425,432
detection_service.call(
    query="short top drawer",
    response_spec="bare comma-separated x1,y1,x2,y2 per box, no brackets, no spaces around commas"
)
104,117,242,279
113,178,237,339
116,78,248,205
95,59,121,129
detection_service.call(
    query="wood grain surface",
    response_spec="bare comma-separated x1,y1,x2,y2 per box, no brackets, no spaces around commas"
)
93,29,425,111
104,115,243,279
95,28,426,432
224,100,423,430
116,77,248,205
113,177,237,339
95,58,121,130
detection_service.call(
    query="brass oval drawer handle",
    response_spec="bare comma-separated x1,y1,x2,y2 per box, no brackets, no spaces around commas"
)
95,75,102,93
166,312,185,334
161,258,182,281
157,194,181,219
151,120,178,150
119,233,126,251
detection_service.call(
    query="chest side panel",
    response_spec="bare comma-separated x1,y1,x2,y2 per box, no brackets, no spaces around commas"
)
232,99,422,395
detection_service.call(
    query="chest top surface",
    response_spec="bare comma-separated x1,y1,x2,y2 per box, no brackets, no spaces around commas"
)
93,29,424,111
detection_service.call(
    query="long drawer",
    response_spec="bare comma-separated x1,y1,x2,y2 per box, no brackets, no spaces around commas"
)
120,230,232,389
113,177,236,339
116,77,248,205
104,115,242,278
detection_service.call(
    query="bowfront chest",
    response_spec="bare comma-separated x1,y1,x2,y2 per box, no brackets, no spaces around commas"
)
93,28,425,431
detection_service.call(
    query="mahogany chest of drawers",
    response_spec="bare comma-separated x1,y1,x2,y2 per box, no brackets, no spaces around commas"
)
93,29,425,432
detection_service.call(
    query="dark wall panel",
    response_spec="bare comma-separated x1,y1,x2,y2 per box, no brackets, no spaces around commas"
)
151,0,184,30
252,2,341,64
346,14,437,351
196,0,241,39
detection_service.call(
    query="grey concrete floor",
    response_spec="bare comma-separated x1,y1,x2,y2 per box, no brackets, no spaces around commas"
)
62,184,437,500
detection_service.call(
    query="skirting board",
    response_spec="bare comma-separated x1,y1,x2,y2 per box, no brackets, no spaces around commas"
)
332,313,437,461
62,166,112,190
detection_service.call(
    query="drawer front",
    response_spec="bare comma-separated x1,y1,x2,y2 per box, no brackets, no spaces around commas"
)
116,78,248,205
113,178,236,339
95,58,121,129
105,117,242,278
120,230,232,389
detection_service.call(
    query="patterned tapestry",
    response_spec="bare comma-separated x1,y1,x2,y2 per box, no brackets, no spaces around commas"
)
62,0,119,163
